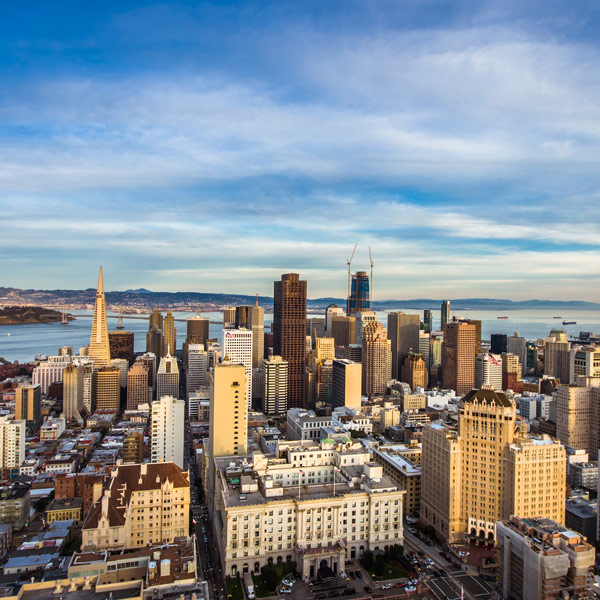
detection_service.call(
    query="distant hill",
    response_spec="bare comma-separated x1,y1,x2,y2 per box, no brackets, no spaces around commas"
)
1,286,599,311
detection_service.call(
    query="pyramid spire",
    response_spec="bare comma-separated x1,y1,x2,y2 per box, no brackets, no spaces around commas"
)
88,266,111,368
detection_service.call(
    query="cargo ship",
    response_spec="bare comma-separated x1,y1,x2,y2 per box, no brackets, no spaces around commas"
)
497,316,508,319
562,321,576,325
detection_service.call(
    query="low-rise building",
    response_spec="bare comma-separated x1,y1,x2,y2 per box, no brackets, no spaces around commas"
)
0,483,30,531
40,417,66,440
46,497,84,524
82,462,190,551
286,408,332,440
497,516,595,600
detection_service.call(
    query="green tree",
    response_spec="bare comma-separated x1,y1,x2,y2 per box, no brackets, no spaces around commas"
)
362,551,374,570
374,554,385,577
261,565,279,591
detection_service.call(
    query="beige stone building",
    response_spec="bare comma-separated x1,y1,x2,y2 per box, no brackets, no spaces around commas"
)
211,438,403,580
401,352,428,390
127,361,149,410
93,366,121,410
82,462,190,551
441,321,476,395
361,322,392,399
421,388,565,544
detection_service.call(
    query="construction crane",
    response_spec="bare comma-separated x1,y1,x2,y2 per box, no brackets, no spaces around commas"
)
346,243,358,312
369,247,374,311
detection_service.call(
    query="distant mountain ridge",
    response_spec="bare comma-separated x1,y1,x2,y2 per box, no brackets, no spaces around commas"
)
0,286,598,311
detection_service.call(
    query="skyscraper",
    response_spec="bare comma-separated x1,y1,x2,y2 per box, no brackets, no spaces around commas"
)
186,344,208,399
440,300,450,331
151,395,185,469
260,355,288,415
249,304,265,369
332,359,362,410
209,363,248,458
223,307,236,328
88,267,111,368
508,332,528,377
146,326,163,361
156,350,180,401
325,304,345,334
93,366,121,410
63,363,86,422
361,321,392,399
331,316,356,347
184,315,209,361
401,352,428,390
441,320,476,395
140,352,157,403
223,328,253,407
490,333,508,354
355,311,377,345
475,353,503,390
108,330,134,361
423,309,433,333
149,308,163,331
162,311,177,356
127,361,149,410
347,271,369,315
15,384,41,430
388,312,420,381
273,273,307,408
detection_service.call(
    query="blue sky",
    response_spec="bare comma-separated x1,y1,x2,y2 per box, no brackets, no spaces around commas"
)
1,0,599,300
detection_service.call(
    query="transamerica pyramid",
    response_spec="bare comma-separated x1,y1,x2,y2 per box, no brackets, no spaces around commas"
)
88,266,111,368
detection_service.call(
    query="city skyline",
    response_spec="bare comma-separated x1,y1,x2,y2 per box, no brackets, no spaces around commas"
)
0,2,599,299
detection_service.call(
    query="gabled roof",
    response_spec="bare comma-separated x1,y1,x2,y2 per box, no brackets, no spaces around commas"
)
461,388,513,408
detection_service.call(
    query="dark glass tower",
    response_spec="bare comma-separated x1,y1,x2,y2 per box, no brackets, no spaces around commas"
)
347,271,370,315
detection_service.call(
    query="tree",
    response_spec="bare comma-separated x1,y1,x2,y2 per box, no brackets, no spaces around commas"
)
362,551,374,570
374,554,385,577
261,565,279,591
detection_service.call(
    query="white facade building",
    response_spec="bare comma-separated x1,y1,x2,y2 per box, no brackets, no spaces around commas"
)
0,415,25,469
355,311,377,345
151,395,185,469
260,355,288,415
156,351,180,401
32,355,73,394
186,344,208,399
475,353,503,390
223,328,253,407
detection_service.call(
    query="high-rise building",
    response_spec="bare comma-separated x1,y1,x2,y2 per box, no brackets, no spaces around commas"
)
260,355,288,415
222,306,236,328
0,415,25,469
208,363,248,463
306,317,325,349
332,359,361,410
110,358,129,387
502,352,523,392
388,312,420,381
544,338,571,382
186,344,208,399
273,273,307,408
347,271,370,315
423,309,433,333
82,462,190,551
93,367,121,411
490,333,508,355
441,321,476,395
146,326,163,361
401,352,428,390
151,395,185,469
223,328,253,406
79,361,94,413
140,352,157,403
429,333,443,384
361,321,392,399
156,350,179,402
162,311,177,356
88,266,111,369
63,363,87,422
440,300,450,331
15,384,41,430
475,353,502,390
331,316,356,347
354,311,377,345
249,304,265,368
556,384,597,454
421,388,566,544
183,316,210,362
108,331,134,361
570,346,600,382
127,361,149,410
122,429,144,464
508,332,527,377
325,304,345,334
418,331,430,369
462,319,482,354
32,355,72,394
149,308,163,331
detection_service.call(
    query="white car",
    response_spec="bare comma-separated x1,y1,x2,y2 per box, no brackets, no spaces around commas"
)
405,586,416,593
379,584,391,590
282,577,296,587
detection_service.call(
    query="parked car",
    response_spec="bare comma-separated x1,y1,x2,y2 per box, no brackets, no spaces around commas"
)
355,572,363,580
405,586,416,593
344,589,355,596
282,576,296,587
364,586,372,594
327,591,341,597
278,586,292,595
315,594,327,599
379,584,391,590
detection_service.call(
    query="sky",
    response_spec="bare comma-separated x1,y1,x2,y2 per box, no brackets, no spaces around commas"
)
1,1,599,300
